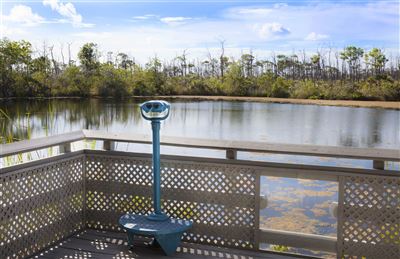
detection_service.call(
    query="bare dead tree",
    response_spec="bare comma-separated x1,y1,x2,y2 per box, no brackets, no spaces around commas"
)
49,45,60,75
271,52,277,76
335,51,340,81
67,42,73,66
219,39,226,79
59,43,65,68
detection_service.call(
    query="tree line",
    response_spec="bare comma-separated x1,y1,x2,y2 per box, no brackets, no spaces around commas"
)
0,39,399,100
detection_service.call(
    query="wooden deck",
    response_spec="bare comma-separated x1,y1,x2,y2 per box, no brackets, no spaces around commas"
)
32,229,306,259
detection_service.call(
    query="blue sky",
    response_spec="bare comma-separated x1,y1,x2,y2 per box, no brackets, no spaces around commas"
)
1,0,399,62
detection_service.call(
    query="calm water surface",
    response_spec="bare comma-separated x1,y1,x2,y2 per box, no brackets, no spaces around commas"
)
1,98,399,148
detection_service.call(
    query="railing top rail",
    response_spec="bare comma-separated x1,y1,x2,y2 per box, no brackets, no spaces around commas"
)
1,129,399,162
83,130,400,162
0,131,85,157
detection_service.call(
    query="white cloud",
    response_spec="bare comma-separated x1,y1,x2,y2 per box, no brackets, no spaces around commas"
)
305,32,329,41
42,0,93,28
226,4,287,19
3,5,44,26
160,17,192,26
256,22,290,39
132,14,158,20
233,8,273,17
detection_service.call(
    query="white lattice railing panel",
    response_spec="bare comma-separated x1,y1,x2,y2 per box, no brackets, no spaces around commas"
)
85,153,258,249
3,148,399,258
338,175,400,259
0,156,85,259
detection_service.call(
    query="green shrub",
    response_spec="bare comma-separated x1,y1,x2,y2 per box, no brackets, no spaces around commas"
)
54,66,92,96
271,77,291,98
359,76,400,100
292,80,321,99
203,77,224,95
96,66,131,98
255,72,276,96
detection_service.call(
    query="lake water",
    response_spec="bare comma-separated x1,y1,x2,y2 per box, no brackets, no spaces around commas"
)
1,98,399,257
1,98,399,148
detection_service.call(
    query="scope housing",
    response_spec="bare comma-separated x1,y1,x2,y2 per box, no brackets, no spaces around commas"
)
140,100,170,121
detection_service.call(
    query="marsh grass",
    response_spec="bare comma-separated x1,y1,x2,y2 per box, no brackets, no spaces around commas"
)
0,106,55,166
0,103,101,168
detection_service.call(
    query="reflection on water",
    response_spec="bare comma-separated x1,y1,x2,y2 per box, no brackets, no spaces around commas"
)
261,177,338,236
1,98,399,148
260,176,339,258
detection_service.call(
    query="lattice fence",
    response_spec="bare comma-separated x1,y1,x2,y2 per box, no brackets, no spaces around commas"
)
85,153,258,249
0,155,85,259
3,150,400,259
338,175,400,259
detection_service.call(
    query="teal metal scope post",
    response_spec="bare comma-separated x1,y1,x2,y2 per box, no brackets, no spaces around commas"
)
140,100,170,221
119,100,193,255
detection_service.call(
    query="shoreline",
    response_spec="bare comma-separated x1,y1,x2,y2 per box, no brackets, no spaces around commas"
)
1,95,399,110
134,96,400,110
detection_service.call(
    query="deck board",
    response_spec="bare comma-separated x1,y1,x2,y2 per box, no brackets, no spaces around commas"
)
31,230,306,259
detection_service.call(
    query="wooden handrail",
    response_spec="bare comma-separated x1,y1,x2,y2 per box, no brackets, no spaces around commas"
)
1,130,399,163
83,130,400,162
0,131,85,157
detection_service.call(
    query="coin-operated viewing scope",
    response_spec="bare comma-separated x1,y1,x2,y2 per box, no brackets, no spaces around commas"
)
119,100,192,256
139,100,170,221
140,100,170,121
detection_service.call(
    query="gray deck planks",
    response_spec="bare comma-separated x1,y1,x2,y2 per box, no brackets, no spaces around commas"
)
31,230,307,259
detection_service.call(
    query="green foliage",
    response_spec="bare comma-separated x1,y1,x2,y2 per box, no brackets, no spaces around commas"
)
311,54,320,65
359,76,400,101
55,65,92,96
30,71,51,96
340,46,364,80
271,77,291,98
0,39,32,97
97,65,132,98
292,80,321,99
223,61,253,96
116,52,134,69
0,39,399,100
78,43,100,73
255,72,275,96
364,48,388,74
130,66,162,96
340,46,364,64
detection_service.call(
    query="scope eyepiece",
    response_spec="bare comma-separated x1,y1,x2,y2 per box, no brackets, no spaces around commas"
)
140,100,170,121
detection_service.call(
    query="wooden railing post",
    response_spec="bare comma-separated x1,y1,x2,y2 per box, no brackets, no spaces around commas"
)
103,140,115,151
226,149,237,159
59,143,71,154
254,170,261,250
373,160,385,170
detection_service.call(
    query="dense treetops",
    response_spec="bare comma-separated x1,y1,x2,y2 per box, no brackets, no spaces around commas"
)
0,39,399,100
